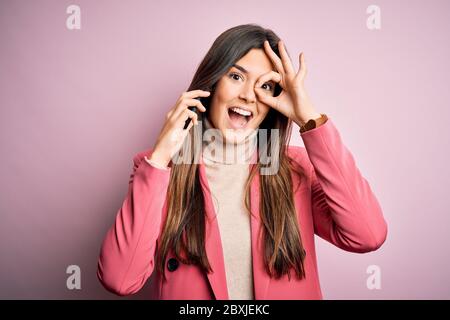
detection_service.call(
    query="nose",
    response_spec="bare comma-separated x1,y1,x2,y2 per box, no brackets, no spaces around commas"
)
238,81,257,104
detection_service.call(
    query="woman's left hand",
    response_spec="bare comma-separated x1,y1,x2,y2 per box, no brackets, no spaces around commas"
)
255,40,322,127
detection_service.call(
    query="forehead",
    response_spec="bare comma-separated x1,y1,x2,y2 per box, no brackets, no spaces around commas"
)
233,48,276,76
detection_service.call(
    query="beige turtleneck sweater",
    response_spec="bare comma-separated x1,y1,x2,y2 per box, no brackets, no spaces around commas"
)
201,117,258,300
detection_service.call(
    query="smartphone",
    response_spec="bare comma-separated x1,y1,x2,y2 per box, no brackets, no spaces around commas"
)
183,96,208,130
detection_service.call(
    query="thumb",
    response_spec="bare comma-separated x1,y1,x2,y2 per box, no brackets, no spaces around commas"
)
255,88,279,110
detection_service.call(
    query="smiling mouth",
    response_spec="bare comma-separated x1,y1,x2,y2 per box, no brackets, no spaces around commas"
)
227,106,253,129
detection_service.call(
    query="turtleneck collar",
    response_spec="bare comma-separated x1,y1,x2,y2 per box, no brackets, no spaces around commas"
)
201,116,258,165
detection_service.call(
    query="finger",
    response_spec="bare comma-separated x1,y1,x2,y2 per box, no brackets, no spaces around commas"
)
180,98,206,115
185,98,206,112
254,87,280,111
181,89,211,100
255,71,282,89
172,98,206,120
177,109,198,127
263,40,285,75
278,40,295,76
296,52,307,81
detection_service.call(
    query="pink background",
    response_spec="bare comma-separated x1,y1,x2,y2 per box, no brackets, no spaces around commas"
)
1,0,449,299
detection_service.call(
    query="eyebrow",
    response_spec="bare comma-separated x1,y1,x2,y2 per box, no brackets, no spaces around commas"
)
231,63,276,87
232,64,248,74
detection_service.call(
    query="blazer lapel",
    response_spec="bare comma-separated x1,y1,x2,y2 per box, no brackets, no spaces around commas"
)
249,165,271,300
198,157,229,300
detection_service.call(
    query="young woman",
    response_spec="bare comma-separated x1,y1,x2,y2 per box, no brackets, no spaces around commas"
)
97,24,388,300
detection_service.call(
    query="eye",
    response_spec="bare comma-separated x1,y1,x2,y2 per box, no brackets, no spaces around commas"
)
229,72,243,81
261,83,273,91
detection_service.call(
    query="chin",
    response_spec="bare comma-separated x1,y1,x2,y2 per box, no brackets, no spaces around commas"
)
222,121,259,144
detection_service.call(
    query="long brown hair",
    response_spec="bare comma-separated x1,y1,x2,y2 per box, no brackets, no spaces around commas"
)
156,24,308,281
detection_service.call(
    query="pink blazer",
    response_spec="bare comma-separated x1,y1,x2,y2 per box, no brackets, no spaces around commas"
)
97,118,388,299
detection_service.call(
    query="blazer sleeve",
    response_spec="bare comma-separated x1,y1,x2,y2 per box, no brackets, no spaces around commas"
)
300,118,388,253
97,149,171,295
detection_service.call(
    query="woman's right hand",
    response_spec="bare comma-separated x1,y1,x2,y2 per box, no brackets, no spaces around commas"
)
148,90,210,168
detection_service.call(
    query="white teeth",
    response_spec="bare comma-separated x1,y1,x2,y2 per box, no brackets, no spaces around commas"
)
230,107,252,117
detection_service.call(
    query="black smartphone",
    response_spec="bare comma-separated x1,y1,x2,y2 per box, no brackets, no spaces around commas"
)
183,96,208,130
